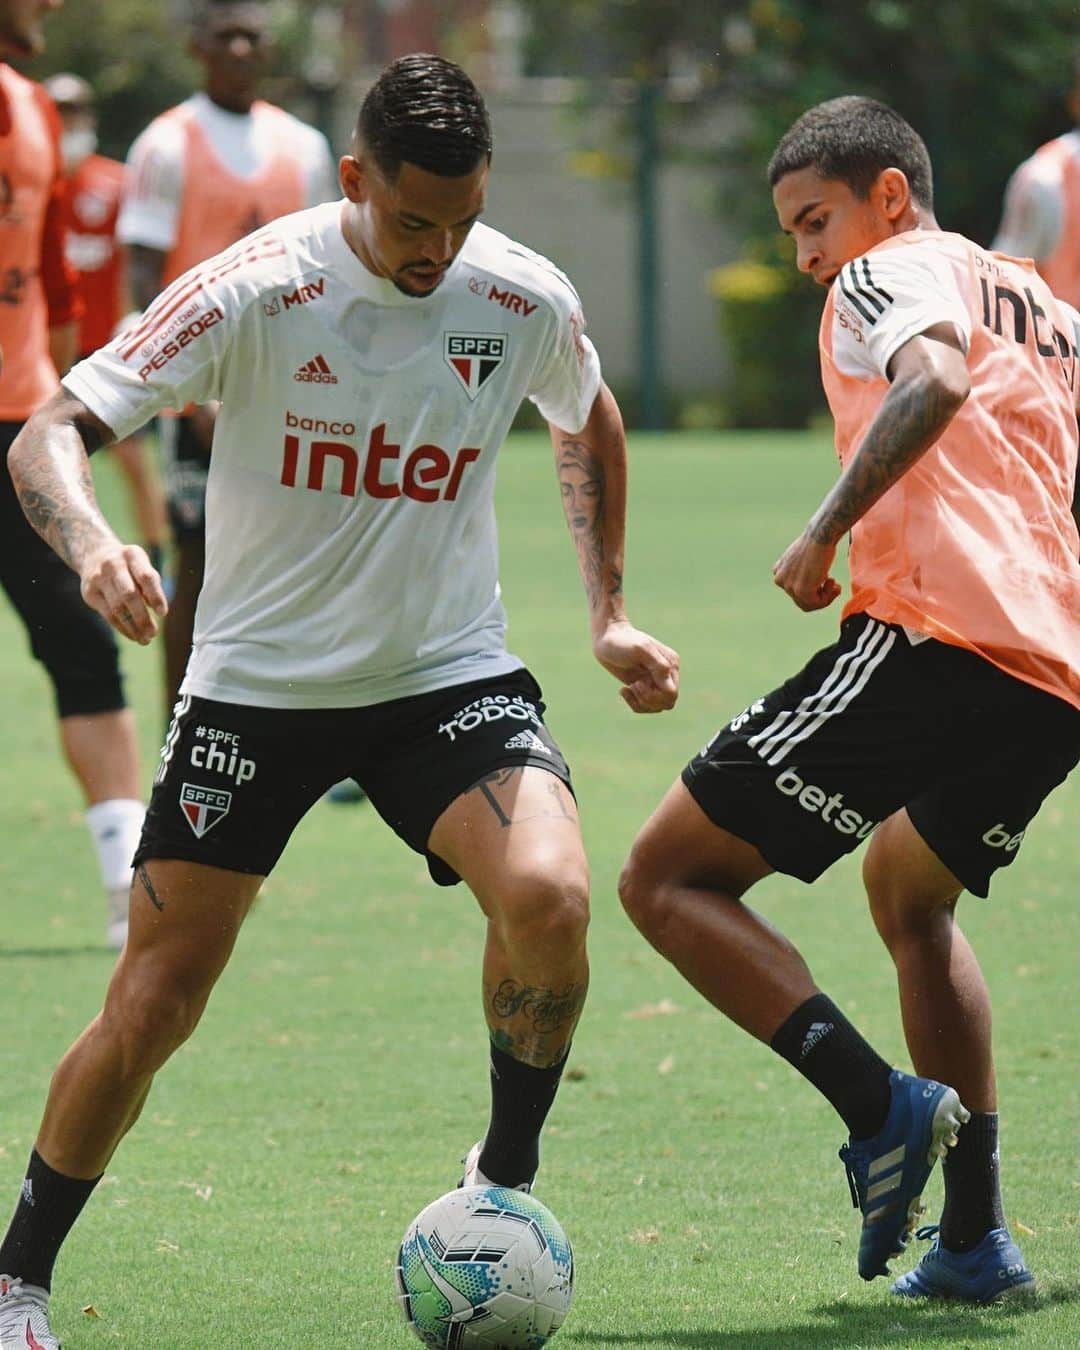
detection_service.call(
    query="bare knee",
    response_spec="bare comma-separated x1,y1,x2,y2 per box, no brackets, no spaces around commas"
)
618,841,672,942
618,838,746,953
864,818,962,947
100,960,213,1079
494,866,590,956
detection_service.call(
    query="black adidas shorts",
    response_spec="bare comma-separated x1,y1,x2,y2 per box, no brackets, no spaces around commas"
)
682,613,1080,897
136,668,571,886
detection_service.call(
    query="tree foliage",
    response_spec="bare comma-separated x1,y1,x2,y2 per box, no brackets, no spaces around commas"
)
516,0,1077,243
23,0,312,160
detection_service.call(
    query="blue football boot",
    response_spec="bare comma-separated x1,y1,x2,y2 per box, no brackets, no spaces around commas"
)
892,1225,1036,1303
839,1070,970,1280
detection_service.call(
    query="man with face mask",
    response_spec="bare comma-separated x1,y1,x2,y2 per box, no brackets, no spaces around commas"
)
0,0,146,955
42,71,167,576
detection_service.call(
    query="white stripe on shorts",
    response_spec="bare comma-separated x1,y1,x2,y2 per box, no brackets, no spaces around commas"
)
155,692,191,786
748,620,896,766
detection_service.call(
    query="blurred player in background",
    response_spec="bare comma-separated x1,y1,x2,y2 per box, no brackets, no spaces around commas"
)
994,47,1080,308
1,0,144,953
116,0,336,720
621,96,1079,1304
43,71,168,574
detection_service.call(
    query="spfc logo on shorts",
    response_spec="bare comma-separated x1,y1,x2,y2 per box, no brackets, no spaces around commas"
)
445,332,507,400
179,783,232,838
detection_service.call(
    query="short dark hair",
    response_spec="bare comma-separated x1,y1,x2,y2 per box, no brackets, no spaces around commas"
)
768,96,934,210
356,53,492,180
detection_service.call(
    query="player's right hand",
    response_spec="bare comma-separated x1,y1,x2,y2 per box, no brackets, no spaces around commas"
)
772,531,842,611
80,544,168,644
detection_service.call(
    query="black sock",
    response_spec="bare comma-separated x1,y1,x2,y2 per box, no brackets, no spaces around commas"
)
478,1043,569,1187
770,993,893,1139
0,1151,101,1292
938,1112,1005,1252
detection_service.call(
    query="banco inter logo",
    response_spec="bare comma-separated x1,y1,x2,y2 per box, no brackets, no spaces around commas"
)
445,332,507,400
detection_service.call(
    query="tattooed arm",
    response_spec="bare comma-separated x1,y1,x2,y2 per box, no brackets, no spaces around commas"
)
773,324,971,611
8,387,168,643
548,383,679,712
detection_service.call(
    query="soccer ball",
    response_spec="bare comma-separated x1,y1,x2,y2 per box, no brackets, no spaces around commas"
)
396,1185,574,1348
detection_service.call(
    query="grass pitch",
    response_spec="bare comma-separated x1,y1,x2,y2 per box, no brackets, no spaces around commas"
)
0,431,1076,1347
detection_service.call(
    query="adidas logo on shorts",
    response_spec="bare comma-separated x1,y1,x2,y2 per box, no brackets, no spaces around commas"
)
505,729,550,755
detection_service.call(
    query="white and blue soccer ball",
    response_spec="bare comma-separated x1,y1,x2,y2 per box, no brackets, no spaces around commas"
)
396,1185,574,1349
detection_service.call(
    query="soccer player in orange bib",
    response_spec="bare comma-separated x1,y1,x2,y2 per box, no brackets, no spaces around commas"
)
116,0,336,720
994,48,1080,310
620,97,1079,1302
0,0,146,956
42,71,168,574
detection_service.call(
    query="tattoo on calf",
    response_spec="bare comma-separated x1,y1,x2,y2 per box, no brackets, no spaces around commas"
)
490,979,586,1034
137,863,164,912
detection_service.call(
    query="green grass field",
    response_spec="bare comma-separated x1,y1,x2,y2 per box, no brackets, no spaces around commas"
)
1,431,1077,1348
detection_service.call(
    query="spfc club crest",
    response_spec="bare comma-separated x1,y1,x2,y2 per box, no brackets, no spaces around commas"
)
444,332,507,400
179,783,232,838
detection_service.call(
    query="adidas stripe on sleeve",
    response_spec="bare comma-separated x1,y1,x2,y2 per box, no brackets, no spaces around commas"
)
831,245,972,382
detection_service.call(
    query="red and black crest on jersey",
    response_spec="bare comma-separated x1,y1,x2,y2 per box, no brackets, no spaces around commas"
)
444,332,507,400
179,783,231,838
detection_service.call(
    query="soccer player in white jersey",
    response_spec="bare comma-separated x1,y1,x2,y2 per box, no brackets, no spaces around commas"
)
0,54,679,1346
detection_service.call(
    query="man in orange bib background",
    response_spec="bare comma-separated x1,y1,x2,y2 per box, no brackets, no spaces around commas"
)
42,70,168,576
993,47,1080,310
116,0,336,719
1,0,146,950
619,96,1079,1303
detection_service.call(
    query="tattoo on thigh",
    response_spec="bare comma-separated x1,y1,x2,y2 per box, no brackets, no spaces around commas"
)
471,768,575,828
490,978,585,1034
137,863,165,912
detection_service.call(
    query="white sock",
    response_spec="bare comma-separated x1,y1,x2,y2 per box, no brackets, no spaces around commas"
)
85,798,146,894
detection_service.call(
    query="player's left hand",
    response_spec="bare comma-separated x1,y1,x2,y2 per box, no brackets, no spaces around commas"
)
772,531,842,611
592,620,680,713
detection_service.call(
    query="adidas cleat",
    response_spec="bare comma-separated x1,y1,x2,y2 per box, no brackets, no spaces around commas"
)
891,1225,1036,1303
459,1141,534,1193
0,1275,61,1349
839,1070,970,1281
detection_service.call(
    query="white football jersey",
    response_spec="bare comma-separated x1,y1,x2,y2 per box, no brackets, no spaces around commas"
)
66,202,603,708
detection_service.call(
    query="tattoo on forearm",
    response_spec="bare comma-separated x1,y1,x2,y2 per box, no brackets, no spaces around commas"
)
557,438,622,609
137,864,164,912
490,979,586,1034
469,767,575,827
13,411,112,570
20,479,101,571
809,375,957,544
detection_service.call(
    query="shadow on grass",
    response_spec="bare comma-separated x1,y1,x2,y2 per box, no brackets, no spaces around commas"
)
564,1286,1080,1348
0,944,112,959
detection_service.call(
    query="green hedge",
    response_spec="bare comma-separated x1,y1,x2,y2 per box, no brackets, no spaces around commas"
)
710,239,827,429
